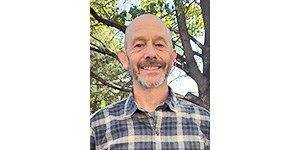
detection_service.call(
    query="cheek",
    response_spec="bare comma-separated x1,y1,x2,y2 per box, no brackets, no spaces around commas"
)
127,58,138,69
161,53,173,62
127,53,140,65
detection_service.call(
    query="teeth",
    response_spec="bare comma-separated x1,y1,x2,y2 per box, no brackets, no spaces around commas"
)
143,66,159,70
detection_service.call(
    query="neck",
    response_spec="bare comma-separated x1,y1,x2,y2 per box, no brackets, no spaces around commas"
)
133,81,169,112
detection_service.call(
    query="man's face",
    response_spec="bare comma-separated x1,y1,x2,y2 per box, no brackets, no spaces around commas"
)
127,51,173,88
119,15,177,88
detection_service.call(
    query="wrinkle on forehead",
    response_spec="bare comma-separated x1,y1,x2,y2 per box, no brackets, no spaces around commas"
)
125,14,172,49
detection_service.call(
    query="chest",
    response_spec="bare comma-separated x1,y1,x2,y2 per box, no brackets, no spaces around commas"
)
99,113,208,150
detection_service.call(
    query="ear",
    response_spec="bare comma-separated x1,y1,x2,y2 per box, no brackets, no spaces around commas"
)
171,49,177,65
118,49,129,70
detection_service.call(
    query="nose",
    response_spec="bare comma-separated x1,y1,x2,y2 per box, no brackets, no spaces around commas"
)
143,44,157,59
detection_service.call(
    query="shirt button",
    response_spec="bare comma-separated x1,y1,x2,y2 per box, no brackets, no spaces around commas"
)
155,130,159,135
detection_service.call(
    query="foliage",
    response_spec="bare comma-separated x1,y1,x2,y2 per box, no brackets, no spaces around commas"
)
90,0,210,114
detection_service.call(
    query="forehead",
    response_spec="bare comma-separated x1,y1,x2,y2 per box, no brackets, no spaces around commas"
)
127,14,167,31
126,22,170,42
131,29,168,41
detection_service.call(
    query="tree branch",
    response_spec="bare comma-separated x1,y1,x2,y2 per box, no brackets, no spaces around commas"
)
90,7,126,33
189,35,206,50
175,43,184,50
90,34,105,46
109,31,122,43
175,40,202,58
90,46,120,63
103,0,114,8
90,71,131,92
90,43,99,48
169,74,187,84
175,0,209,102
176,53,186,64
186,0,197,12
193,51,202,57
170,28,205,51
175,62,189,76
160,9,175,19
174,93,209,110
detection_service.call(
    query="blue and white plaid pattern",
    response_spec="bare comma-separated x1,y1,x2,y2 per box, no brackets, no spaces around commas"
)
90,88,210,150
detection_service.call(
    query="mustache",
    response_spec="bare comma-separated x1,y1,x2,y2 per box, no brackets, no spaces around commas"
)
137,59,166,68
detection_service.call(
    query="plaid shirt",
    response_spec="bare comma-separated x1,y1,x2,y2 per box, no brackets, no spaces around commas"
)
90,88,210,150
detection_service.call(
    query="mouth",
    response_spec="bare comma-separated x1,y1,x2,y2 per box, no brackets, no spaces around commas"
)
141,66,162,70
138,60,164,71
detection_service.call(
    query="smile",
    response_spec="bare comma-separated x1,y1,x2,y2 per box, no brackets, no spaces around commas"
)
141,66,162,70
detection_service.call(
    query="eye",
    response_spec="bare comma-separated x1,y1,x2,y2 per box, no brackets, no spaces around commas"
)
155,43,165,47
135,44,144,48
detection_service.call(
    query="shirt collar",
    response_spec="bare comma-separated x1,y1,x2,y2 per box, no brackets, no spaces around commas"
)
164,87,178,112
123,93,137,118
123,86,178,118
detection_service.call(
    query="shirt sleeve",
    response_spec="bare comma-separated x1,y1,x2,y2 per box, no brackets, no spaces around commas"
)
199,107,210,140
90,127,96,150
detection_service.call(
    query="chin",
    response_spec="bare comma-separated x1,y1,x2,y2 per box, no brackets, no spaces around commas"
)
136,75,166,88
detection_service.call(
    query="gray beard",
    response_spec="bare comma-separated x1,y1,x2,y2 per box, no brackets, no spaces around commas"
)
128,58,172,89
136,73,166,88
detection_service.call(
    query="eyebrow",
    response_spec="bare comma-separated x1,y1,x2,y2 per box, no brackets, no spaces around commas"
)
153,35,168,44
132,35,168,45
132,36,148,44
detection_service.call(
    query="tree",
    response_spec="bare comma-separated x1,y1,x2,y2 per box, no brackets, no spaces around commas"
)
90,0,210,114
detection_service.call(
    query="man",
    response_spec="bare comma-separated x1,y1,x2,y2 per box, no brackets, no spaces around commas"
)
90,14,210,150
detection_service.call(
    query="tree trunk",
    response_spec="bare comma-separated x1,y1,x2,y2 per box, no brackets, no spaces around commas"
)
200,0,210,108
174,0,210,109
201,0,210,80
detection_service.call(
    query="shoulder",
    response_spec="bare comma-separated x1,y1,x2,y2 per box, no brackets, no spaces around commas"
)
176,98,210,117
90,99,127,125
177,98,210,138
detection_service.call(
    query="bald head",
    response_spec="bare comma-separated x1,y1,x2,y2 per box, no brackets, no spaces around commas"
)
124,14,172,50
